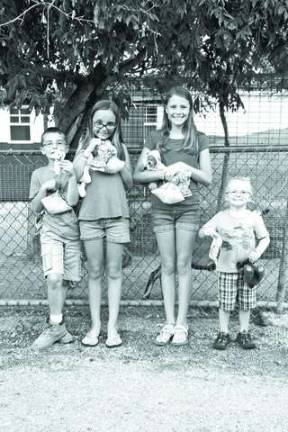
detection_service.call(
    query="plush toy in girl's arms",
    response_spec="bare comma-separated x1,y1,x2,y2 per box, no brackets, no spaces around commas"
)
78,138,125,197
144,149,192,204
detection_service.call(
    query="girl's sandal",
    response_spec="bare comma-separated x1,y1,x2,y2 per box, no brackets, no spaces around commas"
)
81,330,100,347
171,325,189,346
154,324,175,346
106,333,122,348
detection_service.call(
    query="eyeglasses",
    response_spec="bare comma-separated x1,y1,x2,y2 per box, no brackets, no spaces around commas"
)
93,121,116,130
42,141,66,148
226,190,251,195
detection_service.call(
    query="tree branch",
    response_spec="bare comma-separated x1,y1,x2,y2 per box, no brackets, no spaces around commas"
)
29,65,85,84
0,1,93,28
118,48,147,75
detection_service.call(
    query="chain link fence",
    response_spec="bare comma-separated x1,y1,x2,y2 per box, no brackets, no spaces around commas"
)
0,145,287,307
1,81,288,307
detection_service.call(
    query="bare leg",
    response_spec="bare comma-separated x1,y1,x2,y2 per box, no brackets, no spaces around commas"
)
83,238,104,335
219,309,230,333
155,229,176,325
175,229,197,327
239,309,251,332
47,273,65,316
106,241,124,339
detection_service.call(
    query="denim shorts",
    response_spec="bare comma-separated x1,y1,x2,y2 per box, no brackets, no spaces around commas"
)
79,217,130,243
152,207,200,234
40,235,81,282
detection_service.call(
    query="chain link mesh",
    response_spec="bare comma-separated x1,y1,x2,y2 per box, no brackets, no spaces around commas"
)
0,86,288,306
0,148,287,304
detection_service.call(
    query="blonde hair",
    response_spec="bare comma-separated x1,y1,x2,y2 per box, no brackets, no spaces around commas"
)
224,176,253,202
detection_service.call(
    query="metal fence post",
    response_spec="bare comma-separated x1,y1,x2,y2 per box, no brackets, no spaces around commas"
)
276,198,288,314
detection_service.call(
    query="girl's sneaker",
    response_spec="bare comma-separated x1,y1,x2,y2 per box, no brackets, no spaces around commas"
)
154,324,175,346
213,332,232,350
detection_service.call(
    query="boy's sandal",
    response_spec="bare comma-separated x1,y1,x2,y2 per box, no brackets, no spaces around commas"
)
171,325,189,346
81,331,99,347
154,324,175,346
106,333,122,348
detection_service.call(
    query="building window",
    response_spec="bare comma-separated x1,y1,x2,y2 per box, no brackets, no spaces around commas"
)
143,104,163,140
10,107,31,142
144,105,158,125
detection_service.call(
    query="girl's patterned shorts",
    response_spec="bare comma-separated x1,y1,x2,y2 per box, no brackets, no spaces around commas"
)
217,271,257,311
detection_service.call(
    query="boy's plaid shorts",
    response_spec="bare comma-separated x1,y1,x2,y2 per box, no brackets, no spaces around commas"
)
217,271,257,311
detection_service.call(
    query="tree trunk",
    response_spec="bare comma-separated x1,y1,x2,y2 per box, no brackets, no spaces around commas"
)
56,64,107,136
216,101,230,211
276,199,288,313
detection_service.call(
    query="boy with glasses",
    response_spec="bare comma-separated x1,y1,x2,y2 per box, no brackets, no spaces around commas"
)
199,177,270,350
29,127,81,350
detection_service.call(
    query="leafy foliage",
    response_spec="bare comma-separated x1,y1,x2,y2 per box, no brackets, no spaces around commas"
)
1,0,288,143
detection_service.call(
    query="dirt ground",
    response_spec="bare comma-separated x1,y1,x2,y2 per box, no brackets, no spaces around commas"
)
1,305,288,432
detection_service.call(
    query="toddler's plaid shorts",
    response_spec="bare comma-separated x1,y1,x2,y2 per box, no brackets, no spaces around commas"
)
217,271,257,311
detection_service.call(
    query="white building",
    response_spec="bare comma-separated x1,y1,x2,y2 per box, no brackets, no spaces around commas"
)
0,106,45,150
0,91,288,150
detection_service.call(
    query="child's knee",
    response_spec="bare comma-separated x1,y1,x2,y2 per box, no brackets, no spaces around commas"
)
106,264,122,280
176,257,192,274
47,273,63,288
161,260,175,276
89,265,104,280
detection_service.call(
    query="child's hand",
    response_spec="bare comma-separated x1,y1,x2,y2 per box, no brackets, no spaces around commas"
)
105,157,125,174
58,160,75,176
170,174,181,185
41,179,56,192
148,182,158,191
248,251,260,263
163,167,174,182
164,162,192,181
84,138,101,155
90,159,107,170
201,227,220,239
164,169,185,183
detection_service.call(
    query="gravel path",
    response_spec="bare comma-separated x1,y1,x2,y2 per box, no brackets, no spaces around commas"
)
1,306,288,431
1,359,288,432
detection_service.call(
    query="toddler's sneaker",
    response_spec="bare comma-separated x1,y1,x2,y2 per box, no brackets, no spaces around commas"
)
235,331,256,349
213,332,232,350
31,322,74,350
